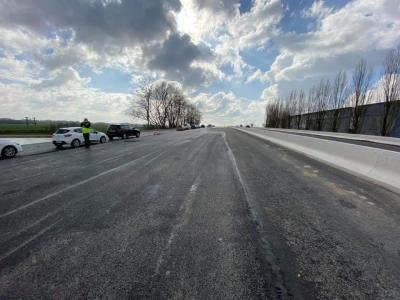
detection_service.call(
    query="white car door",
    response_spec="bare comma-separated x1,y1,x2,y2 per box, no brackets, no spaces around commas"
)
72,128,85,143
90,130,100,142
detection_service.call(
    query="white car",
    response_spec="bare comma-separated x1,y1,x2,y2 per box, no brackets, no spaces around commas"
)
0,140,23,158
52,127,109,149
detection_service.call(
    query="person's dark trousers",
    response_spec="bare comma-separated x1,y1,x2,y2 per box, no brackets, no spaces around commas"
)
83,133,90,148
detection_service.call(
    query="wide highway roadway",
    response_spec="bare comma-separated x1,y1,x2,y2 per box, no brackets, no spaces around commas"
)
1,128,400,299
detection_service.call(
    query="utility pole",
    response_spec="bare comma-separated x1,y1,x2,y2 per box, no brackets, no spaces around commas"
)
25,117,29,127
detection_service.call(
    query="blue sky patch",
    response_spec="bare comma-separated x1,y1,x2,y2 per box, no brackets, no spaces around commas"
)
80,67,133,93
240,0,253,14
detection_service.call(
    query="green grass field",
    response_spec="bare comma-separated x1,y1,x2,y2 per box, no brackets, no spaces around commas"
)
0,123,109,135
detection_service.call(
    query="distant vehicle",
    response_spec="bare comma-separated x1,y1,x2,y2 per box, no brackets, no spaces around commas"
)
106,123,140,140
245,125,250,128
190,124,197,129
0,140,22,158
201,125,205,128
52,127,108,149
176,124,190,131
207,124,213,127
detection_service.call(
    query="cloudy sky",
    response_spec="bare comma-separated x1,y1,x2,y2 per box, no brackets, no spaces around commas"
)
0,0,399,125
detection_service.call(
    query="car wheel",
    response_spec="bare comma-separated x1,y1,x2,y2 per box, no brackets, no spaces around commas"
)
100,136,106,143
71,139,80,148
2,146,17,158
124,133,129,139
136,132,140,138
109,136,113,141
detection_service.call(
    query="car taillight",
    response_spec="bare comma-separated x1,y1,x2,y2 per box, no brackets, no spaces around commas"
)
64,134,72,137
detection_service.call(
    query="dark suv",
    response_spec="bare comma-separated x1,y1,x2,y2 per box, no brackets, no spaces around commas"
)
106,123,140,140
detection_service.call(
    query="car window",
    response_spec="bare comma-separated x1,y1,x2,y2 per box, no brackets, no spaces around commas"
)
56,129,70,134
108,125,119,129
121,125,130,129
74,128,82,133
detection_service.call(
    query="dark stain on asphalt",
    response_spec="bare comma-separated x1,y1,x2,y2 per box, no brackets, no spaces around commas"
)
338,199,357,209
0,189,19,196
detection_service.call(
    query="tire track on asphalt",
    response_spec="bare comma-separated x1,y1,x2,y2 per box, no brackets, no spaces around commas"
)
0,150,168,265
0,218,63,266
154,175,201,275
221,131,290,299
0,152,155,219
151,134,214,277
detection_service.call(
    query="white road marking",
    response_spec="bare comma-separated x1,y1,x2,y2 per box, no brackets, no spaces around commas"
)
221,132,249,200
190,183,198,193
0,218,63,263
143,151,165,167
155,176,200,275
0,152,155,219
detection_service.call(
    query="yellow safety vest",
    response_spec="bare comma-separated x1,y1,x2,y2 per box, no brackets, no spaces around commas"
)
82,126,91,134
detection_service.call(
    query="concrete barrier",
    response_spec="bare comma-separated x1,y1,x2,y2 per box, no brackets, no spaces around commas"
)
236,128,400,192
262,128,400,147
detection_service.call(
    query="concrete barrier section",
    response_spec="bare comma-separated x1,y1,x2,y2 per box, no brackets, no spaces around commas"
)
236,128,400,192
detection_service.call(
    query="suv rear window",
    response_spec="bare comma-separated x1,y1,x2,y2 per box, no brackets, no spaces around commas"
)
108,125,120,129
56,129,70,134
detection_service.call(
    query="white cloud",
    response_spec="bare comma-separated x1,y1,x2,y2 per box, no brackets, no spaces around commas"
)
0,82,132,122
302,0,333,19
0,0,219,87
178,0,284,78
1,0,399,126
190,91,265,126
254,0,400,99
229,0,283,49
34,67,91,90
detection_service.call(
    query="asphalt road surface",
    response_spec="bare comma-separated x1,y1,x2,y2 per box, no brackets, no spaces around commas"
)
1,129,400,299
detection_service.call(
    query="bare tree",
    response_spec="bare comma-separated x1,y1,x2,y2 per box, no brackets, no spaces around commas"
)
349,59,372,133
152,81,171,128
380,48,400,136
129,80,201,129
286,90,298,128
296,89,306,129
305,85,317,130
265,98,284,128
313,79,331,130
129,82,153,128
331,71,348,131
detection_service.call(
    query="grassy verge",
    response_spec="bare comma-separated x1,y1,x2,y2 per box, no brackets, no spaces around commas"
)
0,124,159,136
0,124,51,134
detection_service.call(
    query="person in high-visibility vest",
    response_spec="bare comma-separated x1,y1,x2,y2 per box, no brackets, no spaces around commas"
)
80,118,91,148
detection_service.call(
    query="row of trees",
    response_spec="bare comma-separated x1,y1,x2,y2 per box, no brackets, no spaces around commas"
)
129,80,201,129
265,48,400,136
